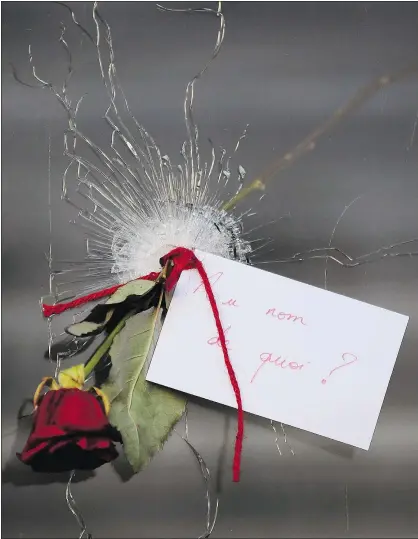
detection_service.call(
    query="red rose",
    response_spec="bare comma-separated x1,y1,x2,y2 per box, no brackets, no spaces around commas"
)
17,388,121,472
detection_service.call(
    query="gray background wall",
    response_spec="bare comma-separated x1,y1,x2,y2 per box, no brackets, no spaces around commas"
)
2,2,418,538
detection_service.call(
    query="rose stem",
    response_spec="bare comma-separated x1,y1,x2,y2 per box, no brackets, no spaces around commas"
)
222,61,418,212
83,312,135,379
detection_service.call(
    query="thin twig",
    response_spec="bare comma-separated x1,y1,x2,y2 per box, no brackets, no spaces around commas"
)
222,61,418,211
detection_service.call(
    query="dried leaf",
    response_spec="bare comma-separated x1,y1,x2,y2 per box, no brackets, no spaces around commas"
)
105,280,156,305
66,279,160,338
66,307,115,337
101,303,186,473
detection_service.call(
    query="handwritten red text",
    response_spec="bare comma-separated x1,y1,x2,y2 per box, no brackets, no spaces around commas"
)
321,352,358,384
222,298,239,307
194,272,223,294
250,352,308,384
266,308,307,326
207,325,232,350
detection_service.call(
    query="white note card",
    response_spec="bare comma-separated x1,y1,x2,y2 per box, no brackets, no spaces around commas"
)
147,250,409,449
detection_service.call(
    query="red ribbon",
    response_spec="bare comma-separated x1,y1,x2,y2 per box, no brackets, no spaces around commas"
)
42,272,160,318
42,247,244,482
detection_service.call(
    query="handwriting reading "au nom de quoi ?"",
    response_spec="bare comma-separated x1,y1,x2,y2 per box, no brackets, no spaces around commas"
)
194,270,354,384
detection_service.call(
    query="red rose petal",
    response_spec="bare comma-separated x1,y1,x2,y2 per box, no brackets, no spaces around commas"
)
17,440,50,463
18,388,120,472
55,390,109,432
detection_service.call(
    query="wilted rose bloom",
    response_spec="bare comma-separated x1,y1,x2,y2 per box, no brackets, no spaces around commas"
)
18,388,121,472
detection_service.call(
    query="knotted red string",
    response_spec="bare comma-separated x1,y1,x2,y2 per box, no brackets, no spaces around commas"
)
42,247,244,482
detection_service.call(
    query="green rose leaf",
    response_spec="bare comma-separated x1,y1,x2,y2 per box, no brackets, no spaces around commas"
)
101,303,186,473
